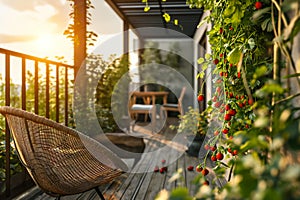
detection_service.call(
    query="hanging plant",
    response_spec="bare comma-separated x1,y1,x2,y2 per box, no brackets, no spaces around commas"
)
147,0,300,199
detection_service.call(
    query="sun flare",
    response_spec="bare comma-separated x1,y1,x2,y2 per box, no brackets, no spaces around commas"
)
36,34,55,48
35,34,56,57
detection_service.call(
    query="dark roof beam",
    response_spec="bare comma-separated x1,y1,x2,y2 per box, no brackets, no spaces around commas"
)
158,0,167,29
124,11,201,16
119,4,159,9
118,4,190,9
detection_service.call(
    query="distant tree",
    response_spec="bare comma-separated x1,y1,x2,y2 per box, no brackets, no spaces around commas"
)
0,64,73,187
95,54,131,133
140,41,182,92
0,75,23,186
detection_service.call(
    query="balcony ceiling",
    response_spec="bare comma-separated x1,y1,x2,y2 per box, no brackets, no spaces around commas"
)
105,0,203,39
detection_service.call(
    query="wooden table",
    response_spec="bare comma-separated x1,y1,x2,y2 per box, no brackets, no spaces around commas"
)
129,91,169,133
131,91,169,105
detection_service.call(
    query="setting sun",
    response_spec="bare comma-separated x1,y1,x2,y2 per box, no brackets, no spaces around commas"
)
36,34,55,48
35,34,56,57
31,33,73,62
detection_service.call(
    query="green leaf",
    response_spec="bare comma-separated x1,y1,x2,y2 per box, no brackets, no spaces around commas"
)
254,65,268,78
170,187,193,200
261,18,268,31
234,130,247,136
197,71,205,79
197,57,205,64
213,67,219,74
252,7,271,21
227,48,242,65
261,18,273,32
224,5,236,17
290,17,300,42
144,6,150,12
231,7,243,24
240,141,252,152
265,83,284,94
201,63,208,71
174,19,179,25
205,53,211,60
267,20,273,32
264,189,282,200
255,82,284,97
283,73,300,79
163,13,171,22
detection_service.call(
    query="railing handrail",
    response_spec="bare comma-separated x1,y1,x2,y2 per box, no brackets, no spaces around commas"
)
0,48,74,69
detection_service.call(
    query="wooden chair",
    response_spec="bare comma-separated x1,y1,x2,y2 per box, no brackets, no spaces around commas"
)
161,87,186,117
0,106,128,200
128,93,156,133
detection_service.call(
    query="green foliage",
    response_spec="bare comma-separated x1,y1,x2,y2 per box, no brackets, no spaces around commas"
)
169,187,193,200
172,107,210,136
156,187,193,200
0,63,73,189
152,0,300,199
25,67,72,122
140,41,182,87
0,75,23,185
64,0,98,47
95,54,131,133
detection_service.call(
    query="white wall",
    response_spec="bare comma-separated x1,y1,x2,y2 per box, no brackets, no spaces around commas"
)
193,11,212,108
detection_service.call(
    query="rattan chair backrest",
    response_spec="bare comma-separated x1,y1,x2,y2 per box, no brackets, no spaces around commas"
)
0,106,127,196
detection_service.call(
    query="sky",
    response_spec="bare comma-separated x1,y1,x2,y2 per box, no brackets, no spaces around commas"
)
0,0,123,65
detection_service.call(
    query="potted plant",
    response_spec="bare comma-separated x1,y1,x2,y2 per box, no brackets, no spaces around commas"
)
172,107,210,157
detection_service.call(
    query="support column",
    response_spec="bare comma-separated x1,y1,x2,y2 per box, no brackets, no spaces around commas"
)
74,0,87,78
193,40,198,109
205,22,212,106
123,21,129,54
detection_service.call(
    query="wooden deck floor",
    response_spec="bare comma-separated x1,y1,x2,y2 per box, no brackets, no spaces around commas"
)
14,118,204,200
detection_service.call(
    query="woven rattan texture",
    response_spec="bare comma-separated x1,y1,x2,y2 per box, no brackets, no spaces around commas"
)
0,106,127,196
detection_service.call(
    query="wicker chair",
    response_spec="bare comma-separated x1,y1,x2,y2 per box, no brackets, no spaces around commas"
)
0,106,128,200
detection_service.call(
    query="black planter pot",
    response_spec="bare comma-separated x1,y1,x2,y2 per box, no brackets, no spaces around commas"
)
186,134,205,157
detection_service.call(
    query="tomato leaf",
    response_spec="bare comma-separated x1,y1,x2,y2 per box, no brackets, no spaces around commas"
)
227,48,242,65
205,53,211,60
197,57,205,64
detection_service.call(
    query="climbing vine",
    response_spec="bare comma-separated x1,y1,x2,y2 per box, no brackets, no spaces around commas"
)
64,0,98,47
150,0,300,199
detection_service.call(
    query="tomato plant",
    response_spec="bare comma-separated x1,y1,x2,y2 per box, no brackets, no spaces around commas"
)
154,0,300,199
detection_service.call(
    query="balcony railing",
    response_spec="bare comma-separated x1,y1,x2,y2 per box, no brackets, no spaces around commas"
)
0,48,74,199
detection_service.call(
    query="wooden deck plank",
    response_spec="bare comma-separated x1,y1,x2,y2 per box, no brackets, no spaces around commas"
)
17,118,207,200
143,160,169,200
75,190,98,200
133,151,163,200
163,156,178,191
176,153,187,188
117,137,164,200
113,162,146,199
104,174,128,200
184,154,200,196
143,137,181,200
118,172,147,200
133,171,155,200
109,136,158,200
143,171,166,200
131,137,178,199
